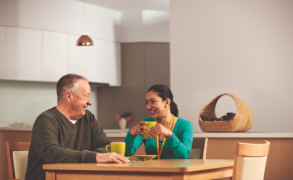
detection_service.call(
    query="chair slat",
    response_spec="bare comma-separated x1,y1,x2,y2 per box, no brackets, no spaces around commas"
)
232,140,270,180
188,138,208,159
6,141,31,180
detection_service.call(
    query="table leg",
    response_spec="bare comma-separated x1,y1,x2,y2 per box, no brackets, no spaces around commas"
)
46,170,56,180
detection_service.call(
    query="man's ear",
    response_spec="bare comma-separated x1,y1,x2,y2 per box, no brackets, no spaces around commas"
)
66,91,71,102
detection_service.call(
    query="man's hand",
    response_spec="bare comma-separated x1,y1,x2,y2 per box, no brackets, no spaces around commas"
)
96,152,130,163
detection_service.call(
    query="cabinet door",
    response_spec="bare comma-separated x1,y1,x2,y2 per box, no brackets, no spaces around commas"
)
68,35,121,85
42,31,68,82
5,27,42,81
0,28,121,85
95,40,121,86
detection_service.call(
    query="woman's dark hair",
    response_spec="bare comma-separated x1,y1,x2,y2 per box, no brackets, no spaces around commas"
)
147,84,179,117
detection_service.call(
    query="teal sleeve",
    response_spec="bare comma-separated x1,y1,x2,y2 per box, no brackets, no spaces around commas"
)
164,120,193,159
124,129,144,156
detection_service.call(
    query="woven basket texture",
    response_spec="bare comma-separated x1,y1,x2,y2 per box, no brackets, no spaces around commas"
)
199,93,252,132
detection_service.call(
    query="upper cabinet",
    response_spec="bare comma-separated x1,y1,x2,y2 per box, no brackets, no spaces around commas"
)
0,0,169,86
42,31,68,82
0,0,122,86
68,36,121,86
4,27,42,81
0,26,121,86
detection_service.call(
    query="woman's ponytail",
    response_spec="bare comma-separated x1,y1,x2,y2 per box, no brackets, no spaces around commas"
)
170,101,179,117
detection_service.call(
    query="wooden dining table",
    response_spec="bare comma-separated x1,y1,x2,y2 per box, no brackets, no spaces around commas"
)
43,159,234,180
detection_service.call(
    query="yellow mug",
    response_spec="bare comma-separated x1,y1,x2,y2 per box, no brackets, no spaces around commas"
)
105,142,125,155
143,121,157,139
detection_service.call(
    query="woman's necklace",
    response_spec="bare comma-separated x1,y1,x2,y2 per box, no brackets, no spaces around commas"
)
156,114,174,159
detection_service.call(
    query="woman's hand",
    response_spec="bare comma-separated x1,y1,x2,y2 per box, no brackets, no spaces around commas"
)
148,124,173,139
129,121,150,138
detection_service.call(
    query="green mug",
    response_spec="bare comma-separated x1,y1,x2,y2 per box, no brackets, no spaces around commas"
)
105,142,125,155
143,121,157,139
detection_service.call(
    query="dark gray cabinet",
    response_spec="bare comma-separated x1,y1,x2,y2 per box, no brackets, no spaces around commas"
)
98,42,170,129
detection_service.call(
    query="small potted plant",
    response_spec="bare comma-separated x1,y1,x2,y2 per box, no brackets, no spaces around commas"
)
115,112,132,129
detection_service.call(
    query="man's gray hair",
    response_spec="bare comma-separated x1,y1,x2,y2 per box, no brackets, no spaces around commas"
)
56,74,87,102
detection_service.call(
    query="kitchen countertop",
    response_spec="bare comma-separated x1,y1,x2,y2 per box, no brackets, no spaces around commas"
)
105,129,293,138
1,127,293,138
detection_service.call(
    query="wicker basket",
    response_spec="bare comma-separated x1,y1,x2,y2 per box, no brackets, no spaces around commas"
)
199,93,252,132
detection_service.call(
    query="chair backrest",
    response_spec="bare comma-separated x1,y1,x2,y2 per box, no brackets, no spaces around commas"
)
232,140,270,180
188,138,208,159
6,141,31,180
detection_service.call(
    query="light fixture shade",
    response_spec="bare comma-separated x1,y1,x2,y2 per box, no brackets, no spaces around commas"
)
76,34,94,46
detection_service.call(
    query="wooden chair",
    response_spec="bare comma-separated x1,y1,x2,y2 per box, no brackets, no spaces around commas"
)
6,141,31,180
188,138,208,159
232,140,270,180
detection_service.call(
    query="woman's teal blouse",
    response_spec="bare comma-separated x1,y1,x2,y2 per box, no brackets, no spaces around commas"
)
124,117,193,159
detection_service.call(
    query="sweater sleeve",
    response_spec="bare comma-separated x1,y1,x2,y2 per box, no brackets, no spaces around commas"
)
164,120,193,159
124,129,144,156
90,113,111,153
31,114,97,163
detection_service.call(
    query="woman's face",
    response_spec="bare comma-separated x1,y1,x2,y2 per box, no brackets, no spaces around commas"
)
145,90,168,119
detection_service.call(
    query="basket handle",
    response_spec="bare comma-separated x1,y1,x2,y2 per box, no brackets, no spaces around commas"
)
201,93,241,115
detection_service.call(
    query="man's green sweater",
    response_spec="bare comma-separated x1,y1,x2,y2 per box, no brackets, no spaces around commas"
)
25,107,110,180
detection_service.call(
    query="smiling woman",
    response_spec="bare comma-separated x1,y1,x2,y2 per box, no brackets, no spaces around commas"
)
124,84,193,159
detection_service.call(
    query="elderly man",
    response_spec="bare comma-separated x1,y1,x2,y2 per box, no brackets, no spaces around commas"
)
25,74,130,180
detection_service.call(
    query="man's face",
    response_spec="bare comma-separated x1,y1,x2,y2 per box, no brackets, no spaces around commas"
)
69,79,92,120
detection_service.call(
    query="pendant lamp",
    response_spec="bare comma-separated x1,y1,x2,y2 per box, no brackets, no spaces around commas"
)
76,0,94,46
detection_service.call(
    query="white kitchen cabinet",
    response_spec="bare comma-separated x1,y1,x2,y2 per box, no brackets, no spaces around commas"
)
68,35,121,86
92,40,121,86
5,27,42,81
42,31,68,82
0,0,122,85
0,27,121,85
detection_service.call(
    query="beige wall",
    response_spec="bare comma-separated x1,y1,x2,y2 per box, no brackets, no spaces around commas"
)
170,0,293,132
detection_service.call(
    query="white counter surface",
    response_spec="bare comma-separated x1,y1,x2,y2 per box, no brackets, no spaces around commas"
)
105,130,293,138
1,127,293,138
